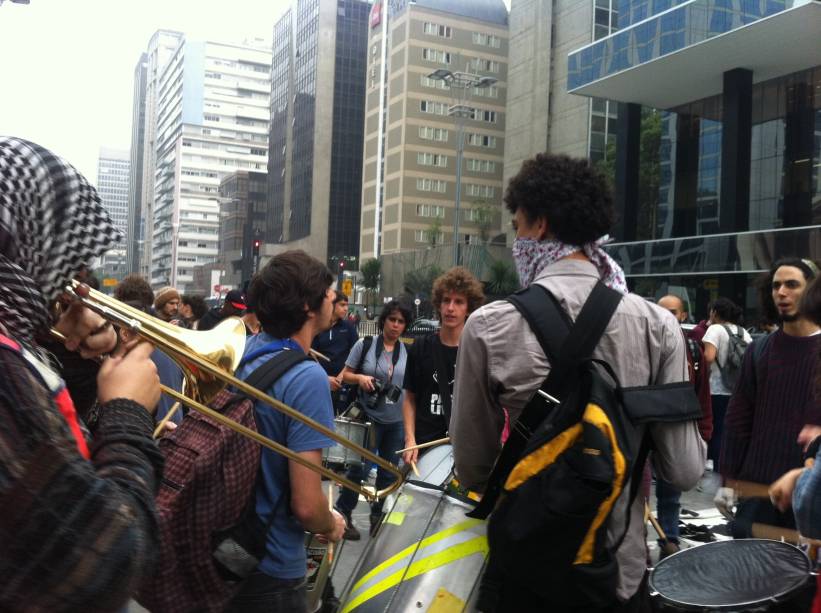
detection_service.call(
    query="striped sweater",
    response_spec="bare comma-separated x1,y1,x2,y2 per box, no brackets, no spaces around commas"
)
0,344,163,612
720,329,821,484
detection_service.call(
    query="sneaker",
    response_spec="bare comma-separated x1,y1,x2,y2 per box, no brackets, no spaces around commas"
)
338,509,360,541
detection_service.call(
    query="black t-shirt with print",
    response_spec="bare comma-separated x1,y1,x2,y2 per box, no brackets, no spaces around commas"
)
403,333,458,445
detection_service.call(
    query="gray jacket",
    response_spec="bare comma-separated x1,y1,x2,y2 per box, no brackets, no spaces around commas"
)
451,258,706,601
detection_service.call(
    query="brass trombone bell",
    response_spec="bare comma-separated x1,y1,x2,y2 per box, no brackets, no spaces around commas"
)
58,280,404,501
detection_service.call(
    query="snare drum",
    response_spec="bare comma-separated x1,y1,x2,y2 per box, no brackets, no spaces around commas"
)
323,417,370,466
649,539,812,611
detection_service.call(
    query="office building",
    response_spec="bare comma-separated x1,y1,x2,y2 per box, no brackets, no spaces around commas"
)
96,148,130,286
265,0,370,270
217,170,268,288
133,30,185,278
127,52,148,274
148,35,271,291
568,0,821,318
360,0,509,262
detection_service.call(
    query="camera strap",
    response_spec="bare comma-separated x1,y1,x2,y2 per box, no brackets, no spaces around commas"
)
374,335,401,382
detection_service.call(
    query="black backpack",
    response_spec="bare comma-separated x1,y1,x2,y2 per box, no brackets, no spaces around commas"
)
718,324,750,390
470,282,702,609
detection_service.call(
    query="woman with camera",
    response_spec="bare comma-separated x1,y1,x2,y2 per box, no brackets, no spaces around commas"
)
334,300,411,540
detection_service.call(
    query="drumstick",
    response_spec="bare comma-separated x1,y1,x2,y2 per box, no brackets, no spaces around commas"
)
327,483,334,563
411,461,420,476
751,522,801,545
396,437,451,454
725,478,772,499
310,348,330,362
153,401,182,438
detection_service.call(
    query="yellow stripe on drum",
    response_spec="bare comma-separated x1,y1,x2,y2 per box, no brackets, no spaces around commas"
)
341,535,488,613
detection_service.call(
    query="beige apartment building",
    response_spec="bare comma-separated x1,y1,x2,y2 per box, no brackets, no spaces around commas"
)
360,0,509,262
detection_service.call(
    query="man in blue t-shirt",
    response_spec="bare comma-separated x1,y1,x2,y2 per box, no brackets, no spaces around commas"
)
226,250,345,613
312,290,358,413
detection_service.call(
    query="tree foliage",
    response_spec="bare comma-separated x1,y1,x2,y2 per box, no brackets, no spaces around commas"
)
360,257,381,309
596,108,662,240
485,259,519,298
402,265,443,298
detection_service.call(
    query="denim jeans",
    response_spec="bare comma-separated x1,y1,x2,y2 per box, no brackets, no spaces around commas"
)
225,572,307,613
708,394,730,464
336,420,404,516
655,478,681,543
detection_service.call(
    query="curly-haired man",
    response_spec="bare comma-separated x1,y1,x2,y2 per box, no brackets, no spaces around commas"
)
451,153,705,611
401,266,484,465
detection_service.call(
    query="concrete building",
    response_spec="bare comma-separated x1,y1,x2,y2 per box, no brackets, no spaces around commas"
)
502,0,620,241
264,0,370,270
96,148,130,286
567,0,821,319
218,170,268,288
126,52,147,275
148,35,271,291
359,0,509,263
134,30,185,278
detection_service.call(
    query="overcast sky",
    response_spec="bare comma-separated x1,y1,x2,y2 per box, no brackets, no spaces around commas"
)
0,0,512,184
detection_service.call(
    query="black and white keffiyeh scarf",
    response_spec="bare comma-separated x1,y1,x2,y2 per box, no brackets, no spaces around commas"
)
0,137,121,348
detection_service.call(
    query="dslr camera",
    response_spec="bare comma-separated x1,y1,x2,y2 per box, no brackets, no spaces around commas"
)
366,378,402,410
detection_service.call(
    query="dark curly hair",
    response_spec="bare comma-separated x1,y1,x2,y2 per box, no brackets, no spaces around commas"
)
114,274,154,309
504,153,615,246
708,297,743,325
432,266,485,316
759,257,819,324
248,250,333,338
378,300,412,333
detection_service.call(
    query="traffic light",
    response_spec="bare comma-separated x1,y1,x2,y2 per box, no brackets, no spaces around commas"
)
252,238,261,257
338,259,345,272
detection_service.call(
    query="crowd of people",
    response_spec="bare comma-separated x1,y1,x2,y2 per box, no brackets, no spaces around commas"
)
1,134,820,612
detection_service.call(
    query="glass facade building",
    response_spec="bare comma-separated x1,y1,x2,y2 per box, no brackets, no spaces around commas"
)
266,0,370,269
568,0,821,321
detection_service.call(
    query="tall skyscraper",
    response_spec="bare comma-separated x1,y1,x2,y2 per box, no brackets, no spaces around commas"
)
145,35,271,290
127,52,148,274
96,148,130,285
135,30,185,278
265,0,370,270
360,0,509,263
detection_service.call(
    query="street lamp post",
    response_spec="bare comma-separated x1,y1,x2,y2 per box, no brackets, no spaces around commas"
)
427,67,497,266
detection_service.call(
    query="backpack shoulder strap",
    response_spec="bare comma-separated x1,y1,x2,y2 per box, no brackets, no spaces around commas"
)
748,332,774,396
244,349,311,393
468,281,623,520
356,336,374,374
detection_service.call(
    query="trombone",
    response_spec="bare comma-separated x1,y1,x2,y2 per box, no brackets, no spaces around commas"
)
54,280,404,502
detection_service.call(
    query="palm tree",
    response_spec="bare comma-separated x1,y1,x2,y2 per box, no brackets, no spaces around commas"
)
360,257,381,311
485,259,519,298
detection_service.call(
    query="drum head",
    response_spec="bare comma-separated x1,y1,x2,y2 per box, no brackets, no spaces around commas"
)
649,539,811,610
414,444,453,487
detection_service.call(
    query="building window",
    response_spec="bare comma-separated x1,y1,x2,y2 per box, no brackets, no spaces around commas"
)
472,58,500,73
472,85,499,98
467,133,497,148
423,22,452,38
480,110,497,123
204,114,220,122
416,203,445,218
464,183,495,198
466,158,496,173
422,48,451,64
420,100,448,115
419,126,449,142
472,32,501,48
417,152,448,167
421,75,449,90
416,178,448,192
415,229,445,244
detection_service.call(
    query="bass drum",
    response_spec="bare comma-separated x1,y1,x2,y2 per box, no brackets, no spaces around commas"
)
649,539,813,611
338,445,488,613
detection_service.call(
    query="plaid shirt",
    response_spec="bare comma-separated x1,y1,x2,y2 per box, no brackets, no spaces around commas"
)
0,345,163,612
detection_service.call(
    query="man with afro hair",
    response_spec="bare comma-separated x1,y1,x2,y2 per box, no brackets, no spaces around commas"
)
450,153,705,611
